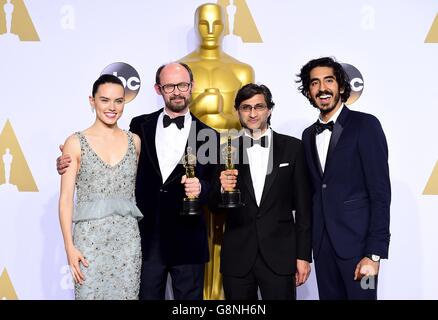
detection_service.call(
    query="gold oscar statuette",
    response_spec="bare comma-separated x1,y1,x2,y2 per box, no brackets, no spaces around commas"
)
181,146,201,216
218,136,244,208
179,2,255,299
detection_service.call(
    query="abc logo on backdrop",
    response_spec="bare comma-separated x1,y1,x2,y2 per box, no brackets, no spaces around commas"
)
341,63,364,106
101,62,141,103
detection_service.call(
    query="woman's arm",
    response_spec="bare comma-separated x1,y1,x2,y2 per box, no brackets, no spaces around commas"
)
58,134,88,284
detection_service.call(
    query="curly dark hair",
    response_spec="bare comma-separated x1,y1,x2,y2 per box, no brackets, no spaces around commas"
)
296,57,351,103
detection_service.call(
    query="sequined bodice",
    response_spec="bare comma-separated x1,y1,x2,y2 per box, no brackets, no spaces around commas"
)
75,131,137,204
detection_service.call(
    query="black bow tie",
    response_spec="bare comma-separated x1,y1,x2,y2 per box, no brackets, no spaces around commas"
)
163,114,185,129
243,135,269,148
315,121,334,134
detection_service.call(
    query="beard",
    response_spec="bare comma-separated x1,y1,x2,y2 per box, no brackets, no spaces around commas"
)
309,90,341,115
165,95,191,113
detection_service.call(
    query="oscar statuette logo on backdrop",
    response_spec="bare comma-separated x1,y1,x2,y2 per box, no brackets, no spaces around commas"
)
0,120,38,192
0,0,39,42
0,268,18,300
423,162,438,195
425,12,438,43
423,12,438,193
217,0,262,43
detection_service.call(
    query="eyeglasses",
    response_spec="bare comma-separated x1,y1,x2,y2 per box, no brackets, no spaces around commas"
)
158,82,191,94
238,103,268,112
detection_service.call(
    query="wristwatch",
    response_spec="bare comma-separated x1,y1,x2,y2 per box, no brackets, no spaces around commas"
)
365,254,380,262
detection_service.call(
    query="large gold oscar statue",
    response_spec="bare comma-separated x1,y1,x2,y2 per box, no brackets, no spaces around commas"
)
179,2,254,300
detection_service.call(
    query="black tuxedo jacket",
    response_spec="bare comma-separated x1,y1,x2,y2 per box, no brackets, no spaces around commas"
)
210,131,312,277
130,109,218,265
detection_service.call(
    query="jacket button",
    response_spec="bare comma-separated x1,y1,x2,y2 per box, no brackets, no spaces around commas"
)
322,184,327,189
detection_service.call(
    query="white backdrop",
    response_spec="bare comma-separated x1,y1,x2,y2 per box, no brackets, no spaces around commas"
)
1,0,438,299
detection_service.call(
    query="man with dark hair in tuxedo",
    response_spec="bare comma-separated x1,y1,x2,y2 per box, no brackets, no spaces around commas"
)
297,56,391,300
210,83,312,300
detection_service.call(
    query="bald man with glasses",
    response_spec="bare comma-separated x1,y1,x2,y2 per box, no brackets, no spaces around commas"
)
129,62,218,300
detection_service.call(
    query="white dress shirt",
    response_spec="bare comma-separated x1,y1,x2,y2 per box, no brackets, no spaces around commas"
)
155,110,192,183
245,128,272,206
316,104,344,172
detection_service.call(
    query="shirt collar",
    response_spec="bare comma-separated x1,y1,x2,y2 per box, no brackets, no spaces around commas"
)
243,127,272,141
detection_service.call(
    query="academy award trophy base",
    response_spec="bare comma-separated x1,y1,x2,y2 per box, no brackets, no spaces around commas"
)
181,197,201,216
218,190,245,208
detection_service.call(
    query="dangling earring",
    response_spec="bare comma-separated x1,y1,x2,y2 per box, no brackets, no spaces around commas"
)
91,107,95,113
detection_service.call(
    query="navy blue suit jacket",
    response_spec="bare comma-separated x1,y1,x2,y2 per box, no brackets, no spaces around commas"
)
302,106,391,260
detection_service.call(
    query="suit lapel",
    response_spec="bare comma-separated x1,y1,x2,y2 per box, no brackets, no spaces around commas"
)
163,162,184,186
140,112,162,181
324,106,349,176
310,127,324,178
259,131,279,207
238,136,256,204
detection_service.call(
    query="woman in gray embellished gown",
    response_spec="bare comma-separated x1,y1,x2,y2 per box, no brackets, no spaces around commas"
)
59,74,142,299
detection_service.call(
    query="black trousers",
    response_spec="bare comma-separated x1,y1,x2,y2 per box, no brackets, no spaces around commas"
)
139,260,204,300
222,252,296,300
